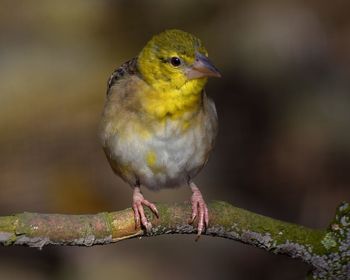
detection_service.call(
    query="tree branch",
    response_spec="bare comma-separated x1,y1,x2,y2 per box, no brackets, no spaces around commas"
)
0,201,349,279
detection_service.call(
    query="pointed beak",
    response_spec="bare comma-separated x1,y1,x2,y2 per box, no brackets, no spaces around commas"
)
186,52,221,80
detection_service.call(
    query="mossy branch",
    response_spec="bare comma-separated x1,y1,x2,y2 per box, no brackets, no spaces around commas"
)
0,201,349,279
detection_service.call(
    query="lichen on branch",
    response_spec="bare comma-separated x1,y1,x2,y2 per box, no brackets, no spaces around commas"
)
0,201,349,279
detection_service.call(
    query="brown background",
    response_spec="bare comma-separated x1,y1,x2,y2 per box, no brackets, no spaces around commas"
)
0,1,349,279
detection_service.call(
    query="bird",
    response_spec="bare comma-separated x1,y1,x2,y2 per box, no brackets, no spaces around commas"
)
99,29,220,236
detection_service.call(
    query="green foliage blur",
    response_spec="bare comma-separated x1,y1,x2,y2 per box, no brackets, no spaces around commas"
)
0,1,349,279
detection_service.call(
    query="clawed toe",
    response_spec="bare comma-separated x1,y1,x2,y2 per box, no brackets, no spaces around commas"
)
132,187,158,231
190,183,209,238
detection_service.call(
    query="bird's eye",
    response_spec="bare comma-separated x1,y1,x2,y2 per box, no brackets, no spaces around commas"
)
170,57,181,67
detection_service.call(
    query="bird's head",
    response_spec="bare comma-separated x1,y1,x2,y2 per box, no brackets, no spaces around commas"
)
137,29,221,93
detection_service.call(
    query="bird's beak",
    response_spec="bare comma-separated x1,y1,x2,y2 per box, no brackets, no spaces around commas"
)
186,52,221,80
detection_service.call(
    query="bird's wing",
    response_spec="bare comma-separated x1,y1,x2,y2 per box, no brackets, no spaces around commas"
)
106,57,138,95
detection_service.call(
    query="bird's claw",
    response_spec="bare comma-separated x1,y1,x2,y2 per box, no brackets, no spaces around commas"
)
190,183,209,239
132,187,158,231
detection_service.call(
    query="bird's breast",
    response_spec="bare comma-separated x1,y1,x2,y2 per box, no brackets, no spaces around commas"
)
105,115,214,190
100,79,218,190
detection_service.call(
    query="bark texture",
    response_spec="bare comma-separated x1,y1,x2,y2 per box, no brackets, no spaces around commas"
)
0,201,349,279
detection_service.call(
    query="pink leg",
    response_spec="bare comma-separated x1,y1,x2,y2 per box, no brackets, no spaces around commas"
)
132,186,158,231
190,182,209,238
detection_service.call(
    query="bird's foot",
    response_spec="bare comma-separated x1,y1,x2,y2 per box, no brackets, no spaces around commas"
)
132,186,159,231
189,183,209,239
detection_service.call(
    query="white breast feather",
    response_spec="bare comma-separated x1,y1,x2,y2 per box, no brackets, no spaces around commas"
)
108,117,210,190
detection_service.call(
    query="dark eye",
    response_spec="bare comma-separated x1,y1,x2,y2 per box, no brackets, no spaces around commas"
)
170,57,181,67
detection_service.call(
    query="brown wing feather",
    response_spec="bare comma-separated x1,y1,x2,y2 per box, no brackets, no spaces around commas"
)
106,57,138,95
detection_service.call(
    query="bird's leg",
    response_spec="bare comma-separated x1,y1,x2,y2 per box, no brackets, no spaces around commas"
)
189,182,209,238
132,186,158,231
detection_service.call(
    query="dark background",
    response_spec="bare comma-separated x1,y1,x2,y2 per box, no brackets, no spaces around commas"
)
0,1,349,279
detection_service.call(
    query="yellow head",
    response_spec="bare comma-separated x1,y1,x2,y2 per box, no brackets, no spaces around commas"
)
137,29,220,119
138,29,220,93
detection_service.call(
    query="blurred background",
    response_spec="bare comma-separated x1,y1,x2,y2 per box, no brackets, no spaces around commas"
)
0,0,349,279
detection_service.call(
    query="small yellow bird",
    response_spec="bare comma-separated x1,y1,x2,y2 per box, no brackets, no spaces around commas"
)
100,29,220,236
